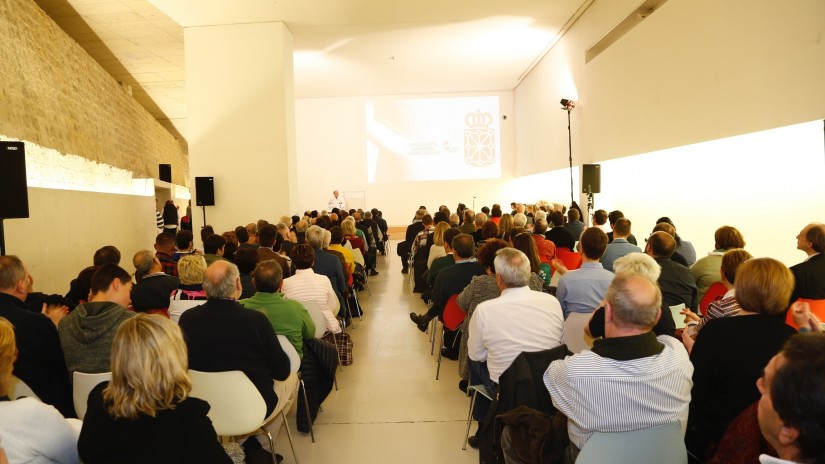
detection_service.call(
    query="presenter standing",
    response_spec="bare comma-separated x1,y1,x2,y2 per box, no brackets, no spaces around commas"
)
328,190,346,210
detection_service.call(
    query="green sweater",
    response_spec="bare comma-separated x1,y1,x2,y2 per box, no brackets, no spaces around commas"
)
240,292,315,359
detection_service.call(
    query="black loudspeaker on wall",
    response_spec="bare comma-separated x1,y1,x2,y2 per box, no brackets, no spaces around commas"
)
195,177,215,206
159,164,172,183
0,141,30,218
582,164,601,194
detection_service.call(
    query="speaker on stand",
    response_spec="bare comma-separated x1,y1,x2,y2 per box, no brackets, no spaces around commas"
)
0,141,29,256
582,164,601,220
195,177,215,230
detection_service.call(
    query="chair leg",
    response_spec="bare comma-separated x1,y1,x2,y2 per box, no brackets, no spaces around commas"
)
430,319,438,355
352,290,364,320
299,378,315,443
436,326,444,380
463,390,479,450
280,410,299,464
259,427,278,464
331,332,344,373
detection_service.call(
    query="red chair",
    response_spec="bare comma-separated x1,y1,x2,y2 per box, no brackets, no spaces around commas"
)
554,248,582,272
436,294,465,380
699,282,728,316
785,298,825,330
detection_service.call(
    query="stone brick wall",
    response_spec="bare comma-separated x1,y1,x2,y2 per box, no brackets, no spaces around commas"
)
0,0,187,184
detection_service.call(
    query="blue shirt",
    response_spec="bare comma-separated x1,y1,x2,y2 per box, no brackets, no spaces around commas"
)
556,262,614,316
600,239,642,272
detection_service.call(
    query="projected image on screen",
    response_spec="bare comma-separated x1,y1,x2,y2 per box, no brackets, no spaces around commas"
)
365,96,501,183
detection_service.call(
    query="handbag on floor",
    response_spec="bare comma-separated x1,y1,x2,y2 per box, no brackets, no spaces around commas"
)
323,331,354,366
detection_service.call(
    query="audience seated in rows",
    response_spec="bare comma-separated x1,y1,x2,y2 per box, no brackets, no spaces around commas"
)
600,218,642,272
467,247,563,434
179,261,296,452
0,316,81,463
131,250,179,314
691,226,746,303
78,314,232,463
282,245,341,335
685,258,797,462
59,264,135,376
0,256,74,417
168,255,208,323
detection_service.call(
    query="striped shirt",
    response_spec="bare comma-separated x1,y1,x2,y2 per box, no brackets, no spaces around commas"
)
282,269,341,334
544,334,693,449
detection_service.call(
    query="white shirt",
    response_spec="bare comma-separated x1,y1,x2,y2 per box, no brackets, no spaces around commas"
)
759,455,800,464
0,397,81,464
468,286,564,382
544,335,693,449
282,268,341,333
328,196,346,210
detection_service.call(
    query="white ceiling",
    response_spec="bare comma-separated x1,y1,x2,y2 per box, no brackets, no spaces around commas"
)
34,0,588,146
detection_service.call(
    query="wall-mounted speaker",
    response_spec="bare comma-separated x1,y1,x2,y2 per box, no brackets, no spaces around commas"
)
0,141,30,219
159,164,172,183
582,164,601,194
195,177,215,206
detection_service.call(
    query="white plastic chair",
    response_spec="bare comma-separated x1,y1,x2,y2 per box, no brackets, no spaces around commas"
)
301,300,327,339
576,422,687,464
563,312,595,354
8,375,39,400
188,369,300,464
73,371,112,420
277,335,316,443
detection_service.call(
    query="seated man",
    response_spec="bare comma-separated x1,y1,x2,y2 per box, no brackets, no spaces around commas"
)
646,231,698,311
257,224,291,279
235,247,260,300
554,227,614,318
236,225,259,250
241,260,315,359
545,211,576,251
172,229,196,262
606,210,638,245
410,234,484,331
534,274,693,464
58,264,135,375
282,244,342,335
757,333,825,464
154,233,178,276
65,245,121,308
600,218,642,272
0,256,73,417
130,250,179,313
411,214,436,292
472,212,487,243
789,222,825,303
179,260,295,449
467,248,564,428
564,208,585,242
202,234,227,266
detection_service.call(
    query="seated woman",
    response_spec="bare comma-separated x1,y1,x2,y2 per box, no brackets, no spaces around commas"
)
78,314,232,464
685,258,797,462
680,248,752,352
168,254,208,323
456,239,543,391
341,219,366,258
283,245,342,335
497,214,514,240
427,222,450,269
0,317,80,464
691,226,746,303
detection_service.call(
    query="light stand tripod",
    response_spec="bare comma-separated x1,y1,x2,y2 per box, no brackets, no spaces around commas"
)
560,99,576,206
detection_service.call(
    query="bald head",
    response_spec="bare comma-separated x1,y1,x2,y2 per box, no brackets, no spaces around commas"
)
606,274,662,331
203,260,240,299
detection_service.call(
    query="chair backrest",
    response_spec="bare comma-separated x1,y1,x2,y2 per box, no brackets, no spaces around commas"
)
8,375,39,400
576,422,687,464
188,369,267,436
785,298,825,329
699,281,728,314
670,303,687,329
73,371,112,420
277,334,301,373
555,248,582,271
442,294,466,331
301,300,327,338
562,312,594,354
350,247,365,266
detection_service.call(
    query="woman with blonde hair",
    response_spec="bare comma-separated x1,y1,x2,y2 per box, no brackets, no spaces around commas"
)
497,214,514,240
427,222,451,269
0,317,80,463
78,314,231,463
168,254,208,322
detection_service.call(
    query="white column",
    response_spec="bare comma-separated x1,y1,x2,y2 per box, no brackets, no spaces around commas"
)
185,21,297,236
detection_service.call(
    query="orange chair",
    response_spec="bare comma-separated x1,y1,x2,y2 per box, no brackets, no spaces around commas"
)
554,248,582,272
785,298,825,330
436,294,465,380
699,281,728,316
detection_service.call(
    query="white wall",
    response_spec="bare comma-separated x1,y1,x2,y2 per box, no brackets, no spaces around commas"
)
295,92,515,226
5,188,158,294
516,0,825,174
